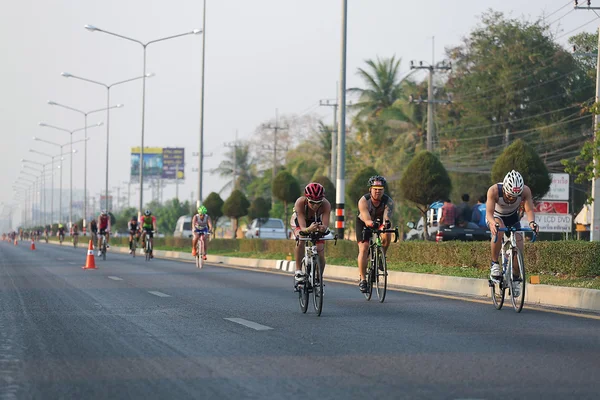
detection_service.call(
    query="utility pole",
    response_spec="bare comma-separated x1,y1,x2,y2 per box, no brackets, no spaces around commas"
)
263,109,289,208
409,59,452,152
574,2,600,241
224,131,242,191
336,0,348,239
320,94,338,182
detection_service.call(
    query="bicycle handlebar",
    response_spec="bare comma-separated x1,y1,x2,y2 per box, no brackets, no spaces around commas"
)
493,226,537,243
295,230,337,246
362,225,400,243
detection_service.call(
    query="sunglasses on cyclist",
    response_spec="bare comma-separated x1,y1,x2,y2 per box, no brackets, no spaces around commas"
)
307,199,323,205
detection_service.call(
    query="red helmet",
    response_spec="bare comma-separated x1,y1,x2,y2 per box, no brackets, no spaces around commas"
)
304,183,325,201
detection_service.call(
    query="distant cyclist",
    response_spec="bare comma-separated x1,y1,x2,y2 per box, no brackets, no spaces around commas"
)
89,219,98,248
140,210,157,258
485,170,539,288
291,183,331,286
57,223,66,243
97,211,111,257
128,216,140,254
192,206,212,260
71,223,79,244
356,176,394,294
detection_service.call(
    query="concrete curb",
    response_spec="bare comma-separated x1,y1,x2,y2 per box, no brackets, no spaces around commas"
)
44,240,600,313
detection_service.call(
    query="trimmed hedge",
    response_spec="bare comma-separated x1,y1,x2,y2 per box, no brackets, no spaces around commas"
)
60,236,600,277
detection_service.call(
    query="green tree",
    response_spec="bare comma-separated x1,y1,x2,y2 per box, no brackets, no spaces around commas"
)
247,197,271,224
440,11,593,170
212,143,255,194
492,139,551,200
272,170,301,233
348,55,413,121
223,190,250,239
203,192,224,232
399,151,452,239
568,32,597,80
346,166,382,206
312,175,336,206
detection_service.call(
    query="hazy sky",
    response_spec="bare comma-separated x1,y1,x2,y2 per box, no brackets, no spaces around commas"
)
1,0,596,225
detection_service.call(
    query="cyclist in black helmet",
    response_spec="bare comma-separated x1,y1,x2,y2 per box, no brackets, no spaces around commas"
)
356,175,394,293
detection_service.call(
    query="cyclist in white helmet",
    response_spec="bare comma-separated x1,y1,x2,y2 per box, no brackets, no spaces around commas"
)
485,170,539,283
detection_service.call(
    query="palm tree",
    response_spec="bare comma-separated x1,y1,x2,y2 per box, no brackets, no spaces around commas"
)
348,55,415,121
212,143,255,194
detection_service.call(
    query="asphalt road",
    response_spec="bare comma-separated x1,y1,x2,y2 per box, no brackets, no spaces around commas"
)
0,240,599,400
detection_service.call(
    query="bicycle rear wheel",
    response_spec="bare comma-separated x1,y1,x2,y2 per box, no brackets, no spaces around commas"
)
145,241,151,261
510,247,526,313
132,237,136,257
298,258,309,313
375,247,387,303
312,256,323,316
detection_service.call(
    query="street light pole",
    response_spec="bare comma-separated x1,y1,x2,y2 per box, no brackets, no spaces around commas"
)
198,0,207,206
39,122,102,226
62,72,150,212
34,136,89,224
83,24,201,216
48,101,123,224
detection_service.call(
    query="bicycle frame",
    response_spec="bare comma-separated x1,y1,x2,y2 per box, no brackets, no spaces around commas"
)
295,231,337,316
362,224,399,302
195,231,209,268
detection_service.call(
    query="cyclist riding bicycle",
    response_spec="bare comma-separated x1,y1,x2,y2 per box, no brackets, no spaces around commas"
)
97,211,111,257
71,223,79,237
140,210,157,258
128,216,141,254
291,183,332,286
356,175,395,294
89,219,98,248
191,205,213,260
57,224,66,242
485,170,539,291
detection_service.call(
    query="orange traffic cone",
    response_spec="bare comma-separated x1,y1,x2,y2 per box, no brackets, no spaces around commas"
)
82,240,97,270
30,241,35,251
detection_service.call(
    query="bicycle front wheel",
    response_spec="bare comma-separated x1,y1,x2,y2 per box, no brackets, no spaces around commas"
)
196,240,203,269
510,247,526,313
312,256,323,316
375,246,387,303
298,258,309,313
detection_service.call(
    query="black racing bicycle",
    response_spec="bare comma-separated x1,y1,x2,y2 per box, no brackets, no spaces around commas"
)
362,221,399,303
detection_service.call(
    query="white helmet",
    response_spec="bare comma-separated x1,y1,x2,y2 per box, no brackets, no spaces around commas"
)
503,170,524,196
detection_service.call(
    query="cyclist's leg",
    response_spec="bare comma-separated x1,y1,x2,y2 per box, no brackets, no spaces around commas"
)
292,228,305,276
202,230,209,256
356,216,370,282
192,231,199,255
381,232,392,255
129,232,133,249
316,241,325,275
490,217,505,263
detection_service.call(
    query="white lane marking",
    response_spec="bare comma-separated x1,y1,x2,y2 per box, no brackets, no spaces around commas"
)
224,318,273,331
148,291,171,297
57,258,65,261
108,276,123,281
68,262,76,265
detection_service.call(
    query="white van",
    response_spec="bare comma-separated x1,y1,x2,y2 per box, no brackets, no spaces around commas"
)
173,216,193,238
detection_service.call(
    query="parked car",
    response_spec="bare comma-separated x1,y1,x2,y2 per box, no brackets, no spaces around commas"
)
173,216,193,238
244,218,288,239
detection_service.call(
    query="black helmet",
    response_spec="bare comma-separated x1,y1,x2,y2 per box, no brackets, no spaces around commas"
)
368,175,387,187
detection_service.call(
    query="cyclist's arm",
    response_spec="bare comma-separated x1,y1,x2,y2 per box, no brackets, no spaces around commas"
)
358,197,373,227
383,197,394,227
152,216,157,232
207,216,213,232
319,200,332,231
485,185,499,234
294,197,310,232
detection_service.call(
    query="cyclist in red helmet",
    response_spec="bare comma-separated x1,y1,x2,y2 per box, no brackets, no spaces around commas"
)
290,182,332,286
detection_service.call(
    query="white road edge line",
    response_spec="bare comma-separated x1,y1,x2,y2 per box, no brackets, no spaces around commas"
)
224,318,273,331
108,276,123,281
148,291,171,297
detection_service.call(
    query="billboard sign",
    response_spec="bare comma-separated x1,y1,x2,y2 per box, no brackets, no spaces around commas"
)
541,173,569,201
520,213,572,233
130,147,184,181
533,201,568,214
162,147,185,180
